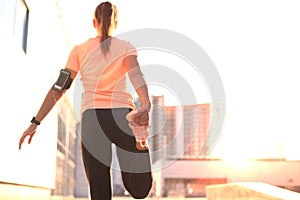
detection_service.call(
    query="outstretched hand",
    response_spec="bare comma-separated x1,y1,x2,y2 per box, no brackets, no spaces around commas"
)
19,124,37,150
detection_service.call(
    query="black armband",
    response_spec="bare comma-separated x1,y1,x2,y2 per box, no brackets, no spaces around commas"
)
52,69,73,92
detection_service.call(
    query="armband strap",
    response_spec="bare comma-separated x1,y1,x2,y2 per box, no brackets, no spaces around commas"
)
65,77,73,89
31,116,41,125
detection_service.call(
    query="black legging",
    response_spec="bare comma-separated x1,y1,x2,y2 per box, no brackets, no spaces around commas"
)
80,108,153,200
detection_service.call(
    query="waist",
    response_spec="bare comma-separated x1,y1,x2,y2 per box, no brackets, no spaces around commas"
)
80,91,135,113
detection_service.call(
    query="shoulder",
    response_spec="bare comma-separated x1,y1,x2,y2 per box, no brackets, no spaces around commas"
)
71,38,98,54
76,38,95,48
112,37,136,49
115,38,137,57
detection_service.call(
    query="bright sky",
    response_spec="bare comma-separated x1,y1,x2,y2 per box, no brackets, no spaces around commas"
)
56,0,300,161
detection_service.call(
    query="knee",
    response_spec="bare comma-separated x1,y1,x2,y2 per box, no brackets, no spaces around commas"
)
130,188,151,199
128,177,153,199
131,193,148,199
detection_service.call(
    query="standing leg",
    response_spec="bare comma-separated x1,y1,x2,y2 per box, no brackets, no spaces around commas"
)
81,109,113,200
81,145,112,200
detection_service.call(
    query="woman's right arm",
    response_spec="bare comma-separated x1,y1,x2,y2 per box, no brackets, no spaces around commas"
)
19,68,77,150
124,55,151,126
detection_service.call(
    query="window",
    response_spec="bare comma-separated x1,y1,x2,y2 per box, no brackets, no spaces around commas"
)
14,0,29,53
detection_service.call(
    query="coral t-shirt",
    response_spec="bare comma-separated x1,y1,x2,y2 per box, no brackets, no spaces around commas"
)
65,37,138,113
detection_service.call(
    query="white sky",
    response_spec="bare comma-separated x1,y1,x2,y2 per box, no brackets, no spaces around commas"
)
59,0,300,160
3,0,298,162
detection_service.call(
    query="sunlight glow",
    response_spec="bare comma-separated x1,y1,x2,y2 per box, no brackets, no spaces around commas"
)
66,0,300,161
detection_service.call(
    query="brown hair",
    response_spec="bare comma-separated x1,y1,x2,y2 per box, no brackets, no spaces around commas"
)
94,1,117,55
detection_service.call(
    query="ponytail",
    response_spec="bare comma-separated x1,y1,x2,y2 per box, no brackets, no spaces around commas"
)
94,2,116,56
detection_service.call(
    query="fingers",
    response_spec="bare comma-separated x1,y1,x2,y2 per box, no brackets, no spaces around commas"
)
134,112,149,126
19,138,23,150
19,135,27,150
128,106,150,126
28,131,36,144
19,129,36,150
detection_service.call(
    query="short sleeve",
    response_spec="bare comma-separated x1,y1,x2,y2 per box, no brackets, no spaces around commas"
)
65,46,79,72
124,41,137,58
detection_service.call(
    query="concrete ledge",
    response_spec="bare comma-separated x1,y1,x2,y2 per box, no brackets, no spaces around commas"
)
0,182,51,200
205,182,300,200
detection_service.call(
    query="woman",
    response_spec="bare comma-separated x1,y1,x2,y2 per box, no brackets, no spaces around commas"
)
19,1,153,199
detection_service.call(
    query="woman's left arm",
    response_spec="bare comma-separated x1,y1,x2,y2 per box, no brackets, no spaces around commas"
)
19,68,77,150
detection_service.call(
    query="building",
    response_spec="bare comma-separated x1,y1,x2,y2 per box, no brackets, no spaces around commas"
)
51,96,78,198
0,0,78,199
149,95,222,197
150,96,212,161
149,95,300,197
74,123,89,198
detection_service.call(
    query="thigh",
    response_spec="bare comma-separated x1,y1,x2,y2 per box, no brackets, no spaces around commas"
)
116,147,153,198
81,109,113,167
81,144,112,182
116,147,152,173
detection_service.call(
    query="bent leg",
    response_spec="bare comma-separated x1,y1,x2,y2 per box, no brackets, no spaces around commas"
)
109,108,153,199
116,146,153,199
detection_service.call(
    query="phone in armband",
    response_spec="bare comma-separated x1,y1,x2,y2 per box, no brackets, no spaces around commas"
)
52,69,72,92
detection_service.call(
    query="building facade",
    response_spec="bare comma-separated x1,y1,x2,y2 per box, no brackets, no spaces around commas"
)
0,0,78,199
149,95,300,197
51,96,78,198
149,95,212,162
149,95,220,197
